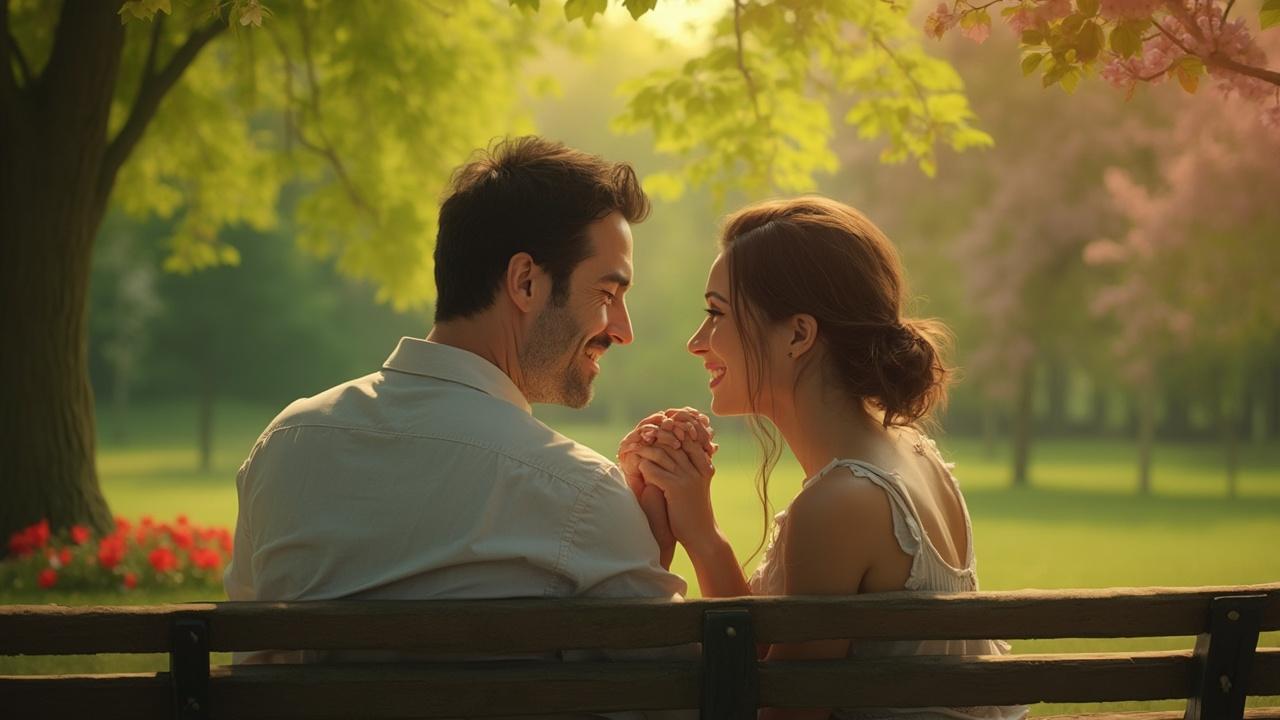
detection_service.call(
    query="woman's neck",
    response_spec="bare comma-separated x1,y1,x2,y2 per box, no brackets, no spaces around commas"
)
770,371,888,480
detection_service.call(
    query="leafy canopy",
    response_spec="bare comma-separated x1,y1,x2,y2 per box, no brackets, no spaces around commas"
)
33,0,991,307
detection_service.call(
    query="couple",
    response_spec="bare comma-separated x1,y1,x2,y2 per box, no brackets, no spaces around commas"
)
225,136,1021,720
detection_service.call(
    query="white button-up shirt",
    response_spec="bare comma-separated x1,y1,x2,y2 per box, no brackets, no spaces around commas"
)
225,337,686,663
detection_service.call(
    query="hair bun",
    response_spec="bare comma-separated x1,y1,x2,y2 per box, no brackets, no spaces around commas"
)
865,318,950,427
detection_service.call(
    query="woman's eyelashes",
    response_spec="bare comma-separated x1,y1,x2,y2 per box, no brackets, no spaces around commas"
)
703,306,724,319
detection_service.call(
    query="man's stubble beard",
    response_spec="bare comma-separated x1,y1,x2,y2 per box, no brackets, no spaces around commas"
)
520,301,595,409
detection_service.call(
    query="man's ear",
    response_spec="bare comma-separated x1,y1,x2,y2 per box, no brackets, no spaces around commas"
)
787,314,819,360
504,252,542,314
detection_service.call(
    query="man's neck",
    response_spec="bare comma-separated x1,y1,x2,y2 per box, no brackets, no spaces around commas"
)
427,318,526,393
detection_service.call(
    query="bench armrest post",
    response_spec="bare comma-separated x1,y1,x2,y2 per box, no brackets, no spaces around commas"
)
1185,594,1266,720
702,608,758,720
170,617,210,720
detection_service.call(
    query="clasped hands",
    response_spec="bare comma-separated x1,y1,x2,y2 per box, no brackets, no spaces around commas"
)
617,407,719,569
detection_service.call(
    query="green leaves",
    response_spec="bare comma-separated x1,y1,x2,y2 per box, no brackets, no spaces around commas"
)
563,0,608,25
1174,56,1205,93
623,0,659,20
1262,0,1280,30
1109,21,1146,58
1077,21,1105,63
614,0,988,193
1022,52,1045,75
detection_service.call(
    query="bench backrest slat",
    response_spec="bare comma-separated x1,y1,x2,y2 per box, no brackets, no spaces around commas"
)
2,583,1277,656
4,649,1276,719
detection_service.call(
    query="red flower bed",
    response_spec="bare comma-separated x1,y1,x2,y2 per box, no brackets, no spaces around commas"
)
2,516,233,593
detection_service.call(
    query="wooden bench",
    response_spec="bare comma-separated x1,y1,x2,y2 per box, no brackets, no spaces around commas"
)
2,583,1277,720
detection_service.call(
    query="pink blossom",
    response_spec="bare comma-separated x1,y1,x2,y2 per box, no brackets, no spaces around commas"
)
1099,0,1161,21
924,3,959,40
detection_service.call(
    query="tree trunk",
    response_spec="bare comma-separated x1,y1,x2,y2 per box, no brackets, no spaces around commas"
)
1161,382,1193,440
1136,386,1156,495
1011,362,1036,488
1044,357,1068,436
981,404,998,459
1088,383,1108,436
0,2,127,543
111,355,132,445
1266,358,1280,440
198,368,215,473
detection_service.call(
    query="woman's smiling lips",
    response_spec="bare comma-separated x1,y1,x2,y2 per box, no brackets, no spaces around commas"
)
705,363,726,388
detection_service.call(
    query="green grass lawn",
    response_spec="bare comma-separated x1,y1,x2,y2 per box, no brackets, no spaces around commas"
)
4,400,1278,714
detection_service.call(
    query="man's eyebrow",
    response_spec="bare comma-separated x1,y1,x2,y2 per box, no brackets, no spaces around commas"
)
705,291,729,303
598,271,631,288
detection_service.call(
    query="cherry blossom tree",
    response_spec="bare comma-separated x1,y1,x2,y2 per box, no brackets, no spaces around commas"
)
925,0,1280,129
1085,83,1280,494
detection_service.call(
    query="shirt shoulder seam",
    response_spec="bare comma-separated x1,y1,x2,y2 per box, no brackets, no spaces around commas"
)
255,421,614,491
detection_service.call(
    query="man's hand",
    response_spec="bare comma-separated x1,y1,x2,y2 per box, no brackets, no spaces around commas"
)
618,408,716,570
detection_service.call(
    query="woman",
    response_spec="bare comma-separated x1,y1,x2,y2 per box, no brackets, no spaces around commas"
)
618,197,1025,720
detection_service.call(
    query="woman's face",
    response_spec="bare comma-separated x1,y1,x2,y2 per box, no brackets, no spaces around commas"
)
687,253,754,416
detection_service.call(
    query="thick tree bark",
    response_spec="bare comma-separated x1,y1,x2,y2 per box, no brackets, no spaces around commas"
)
0,2,224,546
1,1,127,543
1011,362,1036,488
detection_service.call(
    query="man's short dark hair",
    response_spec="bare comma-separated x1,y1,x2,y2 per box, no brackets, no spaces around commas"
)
433,136,650,322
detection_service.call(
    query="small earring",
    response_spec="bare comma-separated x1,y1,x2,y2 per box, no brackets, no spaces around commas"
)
787,351,794,358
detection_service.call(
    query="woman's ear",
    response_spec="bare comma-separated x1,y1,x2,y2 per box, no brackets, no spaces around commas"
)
505,252,542,314
786,314,819,360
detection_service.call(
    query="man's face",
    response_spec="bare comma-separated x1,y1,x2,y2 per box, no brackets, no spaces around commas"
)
520,212,635,408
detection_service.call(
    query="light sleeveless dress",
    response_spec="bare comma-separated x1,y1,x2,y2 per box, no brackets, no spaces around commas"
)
747,438,1028,720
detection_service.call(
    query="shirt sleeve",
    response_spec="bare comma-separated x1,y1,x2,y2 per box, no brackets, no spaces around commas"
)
562,465,687,600
223,455,258,603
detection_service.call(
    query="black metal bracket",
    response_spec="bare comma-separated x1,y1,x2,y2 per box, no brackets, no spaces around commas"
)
171,617,210,720
701,608,758,720
1184,594,1265,720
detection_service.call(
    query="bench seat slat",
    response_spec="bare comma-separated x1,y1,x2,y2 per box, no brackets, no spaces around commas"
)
2,584,1278,656
760,648,1280,708
3,649,1276,719
1040,710,1280,720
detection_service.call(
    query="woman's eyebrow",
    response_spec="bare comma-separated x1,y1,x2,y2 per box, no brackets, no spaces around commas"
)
704,291,729,303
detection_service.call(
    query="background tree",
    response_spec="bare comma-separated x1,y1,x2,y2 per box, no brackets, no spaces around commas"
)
0,0,539,541
925,0,1280,128
1085,84,1280,494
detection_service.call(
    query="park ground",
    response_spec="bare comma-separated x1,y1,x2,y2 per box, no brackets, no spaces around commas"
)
3,400,1278,715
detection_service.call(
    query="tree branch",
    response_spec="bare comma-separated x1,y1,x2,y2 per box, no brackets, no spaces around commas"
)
6,30,31,88
1220,0,1236,23
1204,52,1280,86
1152,19,1194,55
97,17,226,206
293,7,373,216
0,0,11,107
143,13,165,79
1153,17,1280,87
733,0,762,123
872,35,935,130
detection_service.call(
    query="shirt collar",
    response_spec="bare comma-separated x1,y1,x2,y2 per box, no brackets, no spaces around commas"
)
383,337,532,415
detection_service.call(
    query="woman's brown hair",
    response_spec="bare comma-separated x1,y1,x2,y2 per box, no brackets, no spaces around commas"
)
718,196,952,559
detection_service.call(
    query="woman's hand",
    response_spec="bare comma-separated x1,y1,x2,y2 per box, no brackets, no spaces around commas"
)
618,409,716,570
623,424,721,558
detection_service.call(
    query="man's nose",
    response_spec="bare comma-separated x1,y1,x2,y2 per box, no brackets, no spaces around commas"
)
608,300,634,345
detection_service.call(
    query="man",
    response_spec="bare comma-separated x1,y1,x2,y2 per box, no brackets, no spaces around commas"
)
224,137,695,664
